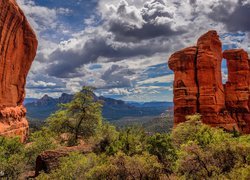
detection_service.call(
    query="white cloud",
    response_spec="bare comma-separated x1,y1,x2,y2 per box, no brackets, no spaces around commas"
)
241,0,250,5
17,0,58,32
29,81,56,87
108,88,132,95
18,0,250,101
138,74,174,85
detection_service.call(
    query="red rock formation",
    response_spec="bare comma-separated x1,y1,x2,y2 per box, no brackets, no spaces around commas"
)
168,47,198,125
168,30,250,132
196,31,224,114
0,0,38,142
223,49,250,133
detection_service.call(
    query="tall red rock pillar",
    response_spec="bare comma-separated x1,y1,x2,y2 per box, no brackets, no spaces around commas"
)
168,47,198,126
223,49,250,132
196,31,226,125
0,0,38,142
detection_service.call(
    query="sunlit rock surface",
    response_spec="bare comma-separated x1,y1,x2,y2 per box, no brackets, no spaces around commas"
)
0,0,38,142
169,30,250,133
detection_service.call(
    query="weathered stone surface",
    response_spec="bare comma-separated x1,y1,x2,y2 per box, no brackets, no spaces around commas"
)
223,49,250,133
168,30,250,133
168,47,198,126
0,0,38,141
35,145,93,177
197,31,225,114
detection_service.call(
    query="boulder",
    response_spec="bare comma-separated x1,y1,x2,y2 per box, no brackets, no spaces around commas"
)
35,145,93,177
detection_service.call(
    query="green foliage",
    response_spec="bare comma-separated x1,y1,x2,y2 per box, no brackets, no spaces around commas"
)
186,113,202,121
38,114,250,179
147,133,177,173
92,122,119,153
174,115,250,179
0,137,26,179
105,126,147,156
225,165,250,179
171,114,232,148
47,86,103,145
37,151,163,180
109,152,163,180
112,114,174,134
176,140,250,179
37,153,105,180
25,127,57,166
4,112,250,179
0,130,57,179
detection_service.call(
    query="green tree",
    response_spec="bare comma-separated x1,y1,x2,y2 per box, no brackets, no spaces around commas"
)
107,126,147,155
147,133,177,174
47,87,103,145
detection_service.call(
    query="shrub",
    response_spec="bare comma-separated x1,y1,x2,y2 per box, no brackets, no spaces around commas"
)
0,137,26,179
147,133,177,173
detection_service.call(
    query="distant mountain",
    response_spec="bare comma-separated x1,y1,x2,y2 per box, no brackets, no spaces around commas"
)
25,93,173,121
127,101,173,108
24,98,39,105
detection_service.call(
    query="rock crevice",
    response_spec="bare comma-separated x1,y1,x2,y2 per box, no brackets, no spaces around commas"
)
194,47,200,113
169,30,250,133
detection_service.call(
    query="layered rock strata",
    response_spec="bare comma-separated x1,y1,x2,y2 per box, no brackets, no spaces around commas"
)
168,30,250,133
0,0,38,142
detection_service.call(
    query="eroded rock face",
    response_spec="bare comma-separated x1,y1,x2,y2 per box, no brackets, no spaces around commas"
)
223,49,250,133
168,30,250,133
0,0,38,141
168,47,198,124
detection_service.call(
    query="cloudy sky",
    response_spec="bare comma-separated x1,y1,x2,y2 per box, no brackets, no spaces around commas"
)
17,0,250,102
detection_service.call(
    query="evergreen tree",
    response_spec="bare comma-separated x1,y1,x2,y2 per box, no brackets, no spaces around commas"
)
47,86,103,145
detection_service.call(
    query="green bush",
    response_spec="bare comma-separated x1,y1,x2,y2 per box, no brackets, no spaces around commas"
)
147,133,177,173
106,126,147,155
25,127,57,166
92,122,119,154
174,115,250,179
3,112,250,179
37,152,163,180
0,137,26,179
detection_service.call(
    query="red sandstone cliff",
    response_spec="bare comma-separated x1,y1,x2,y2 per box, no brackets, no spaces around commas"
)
0,0,38,142
169,30,250,133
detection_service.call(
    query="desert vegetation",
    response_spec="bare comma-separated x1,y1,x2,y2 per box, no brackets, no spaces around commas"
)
1,88,250,179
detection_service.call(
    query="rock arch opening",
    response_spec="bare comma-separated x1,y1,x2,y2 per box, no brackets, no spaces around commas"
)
221,59,228,84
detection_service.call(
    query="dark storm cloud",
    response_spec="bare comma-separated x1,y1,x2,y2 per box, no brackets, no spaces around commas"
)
101,64,134,88
46,36,172,78
44,0,184,78
209,1,250,32
26,74,66,90
189,0,197,4
108,0,185,42
109,22,182,42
